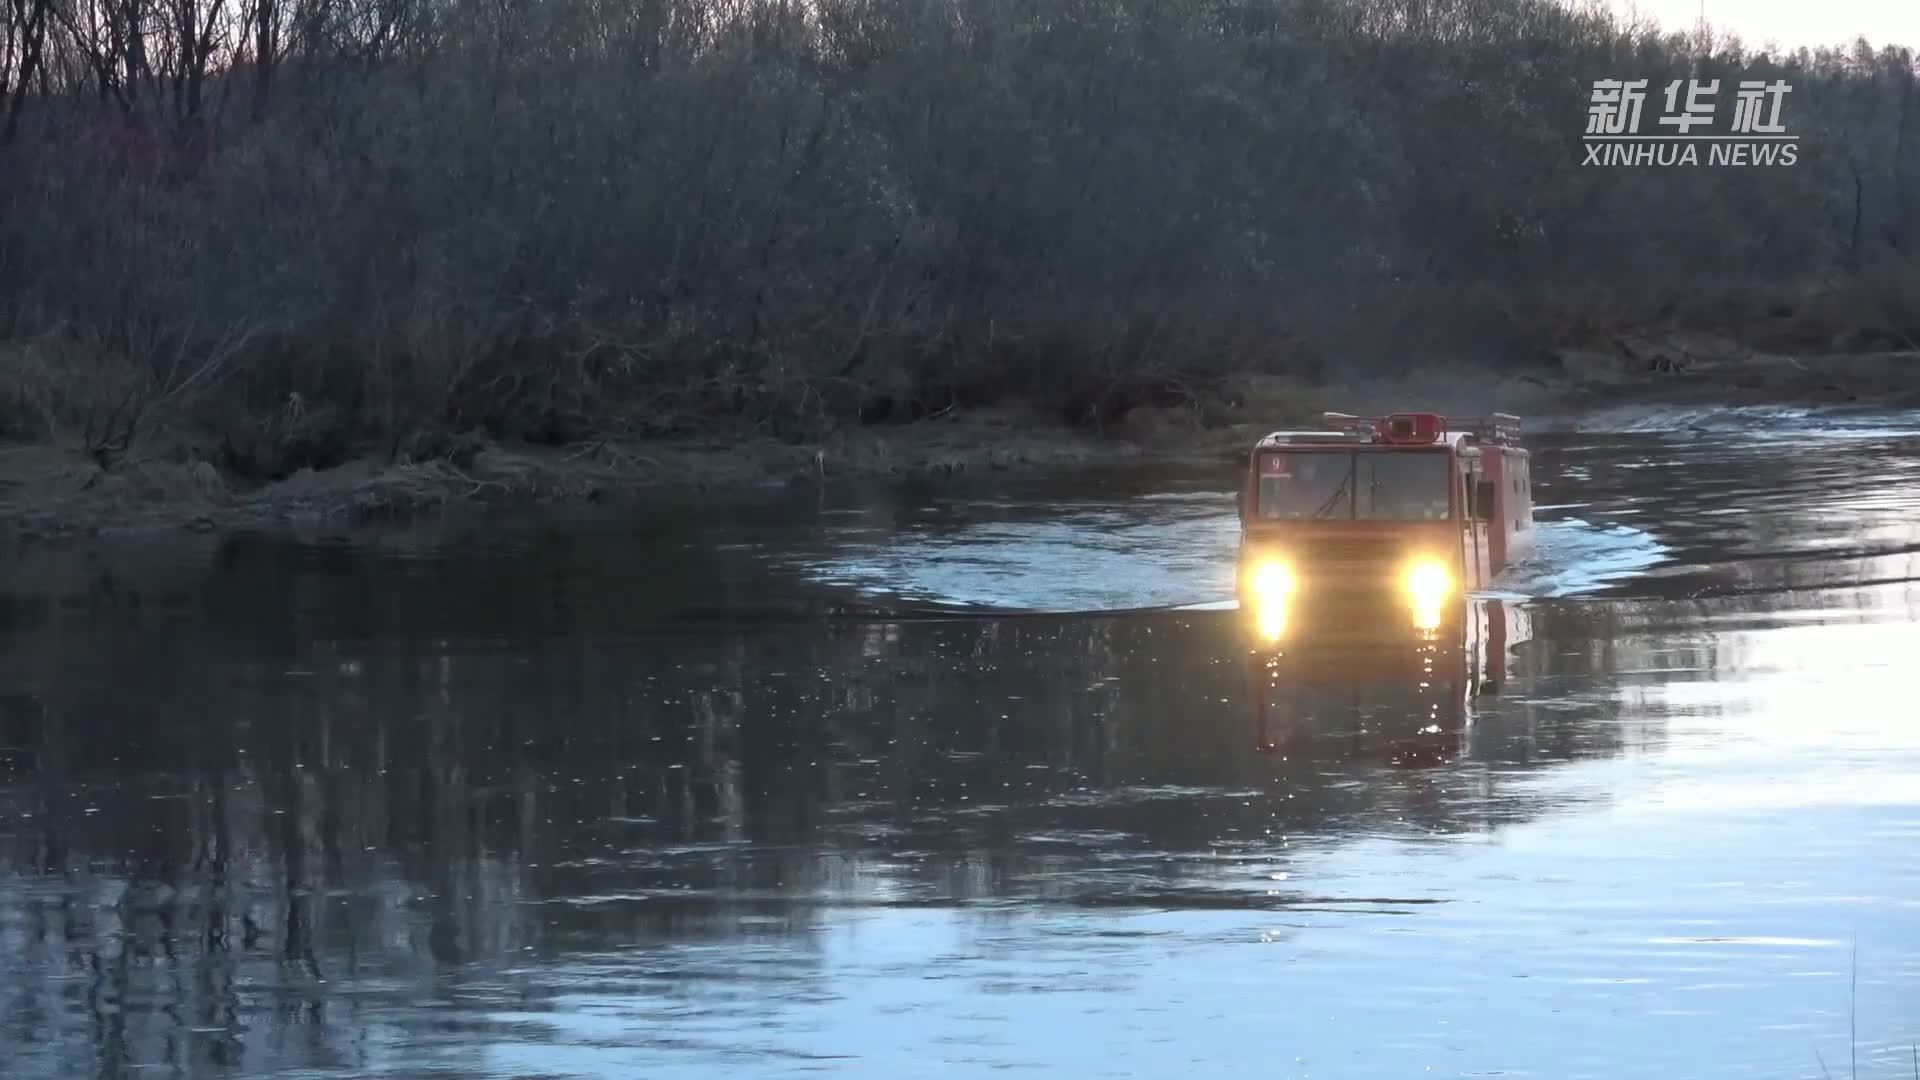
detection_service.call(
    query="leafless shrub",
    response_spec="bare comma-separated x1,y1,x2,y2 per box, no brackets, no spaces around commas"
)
0,0,1916,466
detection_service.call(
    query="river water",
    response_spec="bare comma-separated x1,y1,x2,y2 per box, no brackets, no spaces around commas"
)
2,406,1919,1079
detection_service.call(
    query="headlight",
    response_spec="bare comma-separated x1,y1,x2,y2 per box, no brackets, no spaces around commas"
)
1243,557,1296,644
1403,557,1452,630
1403,558,1451,603
1246,558,1297,601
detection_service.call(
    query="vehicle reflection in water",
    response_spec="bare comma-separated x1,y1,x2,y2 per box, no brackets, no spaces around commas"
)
3,413,1920,1079
1243,589,1532,768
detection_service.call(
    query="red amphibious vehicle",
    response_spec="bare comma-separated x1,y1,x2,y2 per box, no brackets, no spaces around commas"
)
1235,410,1535,644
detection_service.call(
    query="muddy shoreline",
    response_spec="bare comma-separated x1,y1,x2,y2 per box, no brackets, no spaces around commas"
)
3,346,1916,547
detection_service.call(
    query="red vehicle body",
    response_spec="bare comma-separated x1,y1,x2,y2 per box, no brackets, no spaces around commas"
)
1235,411,1534,645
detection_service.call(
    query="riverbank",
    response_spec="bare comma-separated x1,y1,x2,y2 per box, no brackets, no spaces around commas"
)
2,341,1915,545
0,398,1257,544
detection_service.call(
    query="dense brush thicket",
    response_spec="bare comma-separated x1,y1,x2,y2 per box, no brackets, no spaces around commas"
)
1,0,1917,476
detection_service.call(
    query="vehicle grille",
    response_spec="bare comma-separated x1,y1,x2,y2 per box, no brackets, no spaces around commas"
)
1284,536,1411,567
1286,585,1424,627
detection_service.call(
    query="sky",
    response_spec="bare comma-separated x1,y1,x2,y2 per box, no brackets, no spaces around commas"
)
1602,0,1919,50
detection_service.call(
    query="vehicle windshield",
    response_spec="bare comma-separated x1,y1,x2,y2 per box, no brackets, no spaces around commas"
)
1255,450,1452,521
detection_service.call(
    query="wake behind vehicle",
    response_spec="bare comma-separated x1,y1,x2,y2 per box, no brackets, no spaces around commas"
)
1236,410,1534,644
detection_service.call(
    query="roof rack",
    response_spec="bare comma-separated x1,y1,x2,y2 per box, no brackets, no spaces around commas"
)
1313,411,1522,447
1256,429,1367,447
1453,413,1522,446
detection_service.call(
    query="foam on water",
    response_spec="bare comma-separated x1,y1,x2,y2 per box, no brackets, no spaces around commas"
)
780,493,1674,611
782,498,1244,612
1560,404,1920,440
1488,518,1675,599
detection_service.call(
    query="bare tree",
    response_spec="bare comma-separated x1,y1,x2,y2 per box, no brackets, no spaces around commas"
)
1,0,1917,476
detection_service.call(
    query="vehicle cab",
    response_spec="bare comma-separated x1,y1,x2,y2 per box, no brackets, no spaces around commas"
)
1236,410,1533,645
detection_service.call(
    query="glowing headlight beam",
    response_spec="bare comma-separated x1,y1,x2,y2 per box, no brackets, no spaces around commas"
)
1404,559,1452,602
1254,601,1286,643
1410,598,1444,632
1403,557,1452,631
1243,558,1296,645
1247,559,1297,601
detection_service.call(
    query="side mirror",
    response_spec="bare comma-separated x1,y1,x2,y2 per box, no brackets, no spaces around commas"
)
1472,479,1496,521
